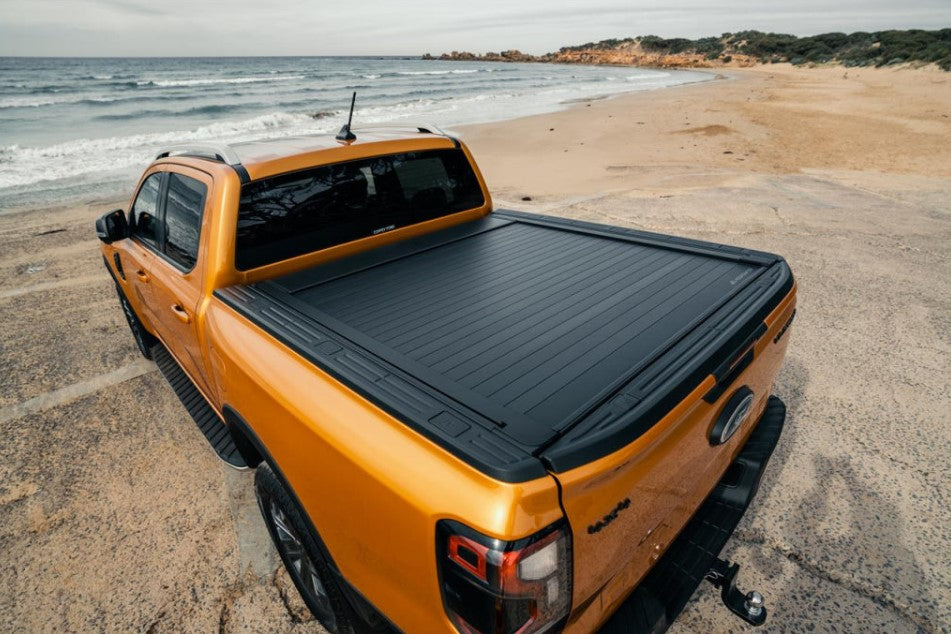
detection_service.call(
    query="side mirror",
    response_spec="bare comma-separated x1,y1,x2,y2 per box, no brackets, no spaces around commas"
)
95,209,128,244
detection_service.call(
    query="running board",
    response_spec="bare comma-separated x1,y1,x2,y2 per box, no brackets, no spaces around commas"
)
151,344,247,469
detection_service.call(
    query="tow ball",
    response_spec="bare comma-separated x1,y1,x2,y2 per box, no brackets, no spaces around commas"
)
704,558,767,626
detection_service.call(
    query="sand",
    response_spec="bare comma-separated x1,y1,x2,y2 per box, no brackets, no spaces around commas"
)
0,64,948,633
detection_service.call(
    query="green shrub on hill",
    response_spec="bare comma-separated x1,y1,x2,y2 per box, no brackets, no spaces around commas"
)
565,29,951,69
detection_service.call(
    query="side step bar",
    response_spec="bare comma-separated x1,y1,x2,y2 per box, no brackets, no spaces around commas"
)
151,343,247,469
599,396,786,633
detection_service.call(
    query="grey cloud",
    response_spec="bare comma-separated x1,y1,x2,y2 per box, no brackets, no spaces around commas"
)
0,0,948,56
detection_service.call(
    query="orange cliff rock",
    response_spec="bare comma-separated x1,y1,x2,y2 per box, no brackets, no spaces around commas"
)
424,41,760,69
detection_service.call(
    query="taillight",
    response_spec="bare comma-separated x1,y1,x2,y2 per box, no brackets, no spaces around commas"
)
437,519,572,634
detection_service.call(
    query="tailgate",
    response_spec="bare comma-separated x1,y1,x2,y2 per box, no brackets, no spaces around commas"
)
544,265,796,632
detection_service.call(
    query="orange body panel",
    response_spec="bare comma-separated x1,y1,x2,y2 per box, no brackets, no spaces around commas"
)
99,134,796,633
205,302,563,631
560,288,795,633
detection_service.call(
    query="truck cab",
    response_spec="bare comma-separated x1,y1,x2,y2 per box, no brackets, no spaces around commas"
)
96,125,796,633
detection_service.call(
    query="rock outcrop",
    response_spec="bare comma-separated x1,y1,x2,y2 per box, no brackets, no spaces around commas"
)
423,30,951,71
424,40,755,69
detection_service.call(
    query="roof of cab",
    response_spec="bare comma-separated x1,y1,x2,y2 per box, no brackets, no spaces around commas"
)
153,124,460,180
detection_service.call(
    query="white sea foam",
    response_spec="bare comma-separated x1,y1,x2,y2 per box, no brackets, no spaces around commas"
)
0,112,322,189
626,72,670,80
0,95,73,109
137,75,306,87
0,94,126,109
0,60,712,206
397,69,481,75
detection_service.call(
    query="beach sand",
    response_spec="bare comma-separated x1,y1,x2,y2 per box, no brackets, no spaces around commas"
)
0,64,948,632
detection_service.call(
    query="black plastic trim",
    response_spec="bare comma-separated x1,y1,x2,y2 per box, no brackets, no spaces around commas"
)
112,252,126,280
703,323,766,404
102,254,118,283
232,164,251,185
151,343,246,468
773,308,796,344
494,209,780,267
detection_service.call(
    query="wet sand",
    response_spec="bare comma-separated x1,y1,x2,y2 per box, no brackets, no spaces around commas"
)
1,64,949,632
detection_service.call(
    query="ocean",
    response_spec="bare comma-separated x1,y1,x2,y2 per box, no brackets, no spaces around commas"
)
0,57,711,210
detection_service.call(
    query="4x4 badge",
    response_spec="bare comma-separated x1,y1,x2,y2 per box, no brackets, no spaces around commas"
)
587,498,631,534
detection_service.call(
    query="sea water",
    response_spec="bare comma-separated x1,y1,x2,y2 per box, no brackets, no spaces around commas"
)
0,56,710,209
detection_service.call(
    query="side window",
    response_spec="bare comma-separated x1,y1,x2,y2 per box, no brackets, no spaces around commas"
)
130,173,162,247
163,173,206,270
393,156,453,206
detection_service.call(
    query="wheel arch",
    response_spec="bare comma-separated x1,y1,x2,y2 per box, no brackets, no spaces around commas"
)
221,405,395,632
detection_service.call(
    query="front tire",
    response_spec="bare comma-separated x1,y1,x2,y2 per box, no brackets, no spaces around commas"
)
255,463,356,634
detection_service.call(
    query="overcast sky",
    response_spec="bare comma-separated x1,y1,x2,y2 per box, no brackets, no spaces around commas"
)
1,0,949,57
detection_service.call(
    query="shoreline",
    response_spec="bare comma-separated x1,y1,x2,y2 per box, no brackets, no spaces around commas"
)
458,63,951,201
9,61,951,217
0,59,708,214
1,65,717,216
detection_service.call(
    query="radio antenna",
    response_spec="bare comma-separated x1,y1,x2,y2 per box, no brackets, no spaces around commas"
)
336,92,357,142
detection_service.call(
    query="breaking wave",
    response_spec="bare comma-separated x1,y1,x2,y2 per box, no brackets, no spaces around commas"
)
0,112,320,189
136,75,306,87
0,58,711,208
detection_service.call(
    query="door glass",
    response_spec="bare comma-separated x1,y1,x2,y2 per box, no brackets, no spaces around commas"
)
164,173,207,270
130,173,162,247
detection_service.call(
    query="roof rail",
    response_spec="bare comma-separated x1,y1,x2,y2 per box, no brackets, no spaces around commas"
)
155,143,242,166
351,123,450,137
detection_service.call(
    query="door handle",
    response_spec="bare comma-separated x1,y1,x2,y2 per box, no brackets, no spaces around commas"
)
171,304,191,324
135,270,150,283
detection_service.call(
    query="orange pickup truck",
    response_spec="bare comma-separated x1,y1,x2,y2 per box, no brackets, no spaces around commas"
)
96,124,796,634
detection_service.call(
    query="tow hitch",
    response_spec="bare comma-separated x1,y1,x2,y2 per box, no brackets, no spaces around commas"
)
704,558,767,626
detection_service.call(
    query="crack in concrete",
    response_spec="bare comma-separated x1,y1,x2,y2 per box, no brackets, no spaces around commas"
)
771,205,792,227
732,530,939,633
806,174,950,218
271,569,307,624
215,576,253,634
849,435,947,496
144,608,166,634
218,599,231,634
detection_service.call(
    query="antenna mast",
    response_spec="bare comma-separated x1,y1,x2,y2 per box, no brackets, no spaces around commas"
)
336,92,357,142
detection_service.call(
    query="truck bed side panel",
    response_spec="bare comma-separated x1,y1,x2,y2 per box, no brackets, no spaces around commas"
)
203,300,563,633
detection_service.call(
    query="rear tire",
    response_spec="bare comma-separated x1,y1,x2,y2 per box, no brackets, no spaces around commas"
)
254,463,357,634
114,282,156,359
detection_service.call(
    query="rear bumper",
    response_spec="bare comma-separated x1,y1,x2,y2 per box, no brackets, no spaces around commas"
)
598,395,786,633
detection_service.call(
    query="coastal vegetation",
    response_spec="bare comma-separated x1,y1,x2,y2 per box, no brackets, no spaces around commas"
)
424,29,951,70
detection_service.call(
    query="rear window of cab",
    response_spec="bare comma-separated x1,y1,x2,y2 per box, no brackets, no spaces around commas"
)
235,149,485,270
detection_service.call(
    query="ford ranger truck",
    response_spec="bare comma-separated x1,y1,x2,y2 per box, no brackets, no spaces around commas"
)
95,124,796,634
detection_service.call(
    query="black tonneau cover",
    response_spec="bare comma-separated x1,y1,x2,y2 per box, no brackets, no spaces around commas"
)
216,210,792,482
